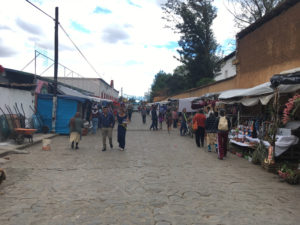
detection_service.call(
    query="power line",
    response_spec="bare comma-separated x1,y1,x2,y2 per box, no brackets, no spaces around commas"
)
59,24,102,78
25,0,102,78
25,0,55,21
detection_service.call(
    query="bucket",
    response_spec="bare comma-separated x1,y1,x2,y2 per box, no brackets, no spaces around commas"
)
42,139,51,151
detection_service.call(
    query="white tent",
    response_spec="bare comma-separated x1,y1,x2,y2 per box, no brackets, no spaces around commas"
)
218,82,300,106
178,97,198,112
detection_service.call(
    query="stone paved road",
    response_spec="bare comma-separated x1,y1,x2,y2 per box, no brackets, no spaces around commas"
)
1,113,300,225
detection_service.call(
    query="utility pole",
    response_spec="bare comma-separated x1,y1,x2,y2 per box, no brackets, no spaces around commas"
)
52,7,59,132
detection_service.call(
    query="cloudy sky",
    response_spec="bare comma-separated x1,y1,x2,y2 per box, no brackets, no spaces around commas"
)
0,0,237,97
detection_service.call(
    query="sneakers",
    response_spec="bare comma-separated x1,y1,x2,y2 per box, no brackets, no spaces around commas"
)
110,143,113,149
71,141,74,149
102,147,106,151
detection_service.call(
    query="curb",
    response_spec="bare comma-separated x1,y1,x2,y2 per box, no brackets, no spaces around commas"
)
16,133,58,150
0,134,58,157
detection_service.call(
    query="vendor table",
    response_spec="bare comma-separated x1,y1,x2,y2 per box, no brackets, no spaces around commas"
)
229,134,299,156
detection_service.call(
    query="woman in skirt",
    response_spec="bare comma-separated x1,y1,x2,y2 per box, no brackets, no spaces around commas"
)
69,112,83,149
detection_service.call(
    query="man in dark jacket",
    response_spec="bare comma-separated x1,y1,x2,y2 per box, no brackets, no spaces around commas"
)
100,106,115,151
205,111,218,152
216,109,231,160
150,105,158,130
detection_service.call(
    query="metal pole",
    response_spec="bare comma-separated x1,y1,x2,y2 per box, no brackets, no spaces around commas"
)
34,50,37,74
52,7,59,133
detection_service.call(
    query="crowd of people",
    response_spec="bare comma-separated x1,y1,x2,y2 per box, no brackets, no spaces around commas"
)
69,102,129,152
147,104,231,160
68,101,231,160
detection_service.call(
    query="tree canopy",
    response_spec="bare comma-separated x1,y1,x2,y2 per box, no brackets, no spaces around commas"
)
226,0,284,29
162,0,220,89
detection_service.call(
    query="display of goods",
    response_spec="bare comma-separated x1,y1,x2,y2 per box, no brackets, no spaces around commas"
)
262,161,279,174
236,152,243,157
278,170,288,179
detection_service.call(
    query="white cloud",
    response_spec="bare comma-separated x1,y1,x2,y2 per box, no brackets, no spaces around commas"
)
0,0,236,97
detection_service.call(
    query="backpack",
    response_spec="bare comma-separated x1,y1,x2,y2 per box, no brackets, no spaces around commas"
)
218,116,228,131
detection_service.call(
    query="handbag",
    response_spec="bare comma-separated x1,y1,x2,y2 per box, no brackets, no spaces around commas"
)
193,120,198,131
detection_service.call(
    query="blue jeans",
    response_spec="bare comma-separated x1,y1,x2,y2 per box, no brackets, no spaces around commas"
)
92,118,98,134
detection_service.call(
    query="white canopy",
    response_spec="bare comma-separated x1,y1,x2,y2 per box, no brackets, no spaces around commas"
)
178,97,198,112
87,96,112,103
219,82,300,100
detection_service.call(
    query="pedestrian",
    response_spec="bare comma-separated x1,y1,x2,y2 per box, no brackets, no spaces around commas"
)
172,108,178,128
69,112,83,150
216,109,231,160
180,108,188,136
158,110,164,130
127,104,133,121
141,106,147,124
165,108,172,133
193,109,206,147
117,106,128,151
150,105,158,130
205,110,218,152
90,103,99,134
100,106,115,151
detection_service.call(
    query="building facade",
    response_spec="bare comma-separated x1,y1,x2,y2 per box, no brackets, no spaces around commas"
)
214,51,236,82
155,0,300,101
53,77,119,101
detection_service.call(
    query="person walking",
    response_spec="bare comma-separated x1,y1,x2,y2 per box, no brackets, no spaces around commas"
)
193,109,206,147
69,112,83,150
90,103,99,134
216,109,231,160
117,107,128,151
165,108,172,134
158,110,164,130
150,105,158,130
205,110,218,152
141,106,147,124
180,108,188,136
100,106,115,151
127,104,133,121
172,108,178,128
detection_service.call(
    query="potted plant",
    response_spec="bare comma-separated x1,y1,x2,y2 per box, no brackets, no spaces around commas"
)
285,169,300,185
278,164,289,179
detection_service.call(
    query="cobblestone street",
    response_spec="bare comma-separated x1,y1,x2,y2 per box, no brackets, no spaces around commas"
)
1,113,300,225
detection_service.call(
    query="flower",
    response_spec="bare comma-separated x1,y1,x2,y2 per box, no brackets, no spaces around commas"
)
282,94,300,124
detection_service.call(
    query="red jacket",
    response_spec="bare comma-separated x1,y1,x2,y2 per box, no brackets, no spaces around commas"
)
193,113,206,128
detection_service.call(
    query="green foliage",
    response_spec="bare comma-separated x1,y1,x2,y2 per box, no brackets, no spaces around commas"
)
162,0,220,89
196,77,215,87
252,141,267,165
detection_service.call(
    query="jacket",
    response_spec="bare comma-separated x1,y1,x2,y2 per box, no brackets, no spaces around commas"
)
205,113,218,133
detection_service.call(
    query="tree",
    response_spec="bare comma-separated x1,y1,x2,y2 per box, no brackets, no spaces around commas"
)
162,0,219,89
225,0,284,29
150,71,172,101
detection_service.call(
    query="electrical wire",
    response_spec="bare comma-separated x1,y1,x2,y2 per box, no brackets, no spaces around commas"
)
59,24,102,78
25,0,102,78
25,0,55,21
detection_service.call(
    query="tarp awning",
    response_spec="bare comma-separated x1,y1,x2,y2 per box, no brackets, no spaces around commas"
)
178,97,198,112
38,93,86,103
88,96,112,103
58,84,89,99
219,82,300,100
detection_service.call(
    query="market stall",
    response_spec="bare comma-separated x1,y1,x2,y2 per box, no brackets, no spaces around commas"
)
218,80,300,162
